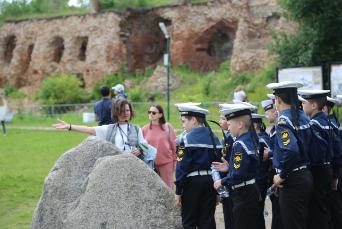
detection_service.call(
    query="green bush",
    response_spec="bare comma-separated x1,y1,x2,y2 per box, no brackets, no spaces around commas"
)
3,84,25,99
37,74,89,105
129,87,145,102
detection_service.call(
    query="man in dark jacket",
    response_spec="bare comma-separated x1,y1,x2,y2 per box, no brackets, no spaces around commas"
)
94,86,115,125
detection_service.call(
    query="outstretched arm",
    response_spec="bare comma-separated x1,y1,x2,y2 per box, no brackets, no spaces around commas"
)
52,119,96,135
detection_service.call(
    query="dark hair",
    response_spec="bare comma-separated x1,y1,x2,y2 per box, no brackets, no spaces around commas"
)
111,99,135,122
310,97,327,111
183,116,205,125
100,86,110,97
276,93,291,105
149,104,166,130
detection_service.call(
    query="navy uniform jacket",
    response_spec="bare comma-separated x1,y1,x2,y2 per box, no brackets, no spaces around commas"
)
175,127,222,195
257,131,272,183
222,131,234,161
273,109,311,179
309,112,337,165
327,114,342,177
220,131,235,178
268,126,276,158
221,131,259,186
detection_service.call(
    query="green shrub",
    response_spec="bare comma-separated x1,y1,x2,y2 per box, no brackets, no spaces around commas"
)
3,84,25,99
37,74,89,105
129,87,145,102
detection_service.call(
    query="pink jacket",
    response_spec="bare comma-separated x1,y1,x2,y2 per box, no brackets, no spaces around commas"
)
142,123,177,166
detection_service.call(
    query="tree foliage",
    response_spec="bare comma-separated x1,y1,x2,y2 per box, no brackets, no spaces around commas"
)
272,0,342,67
0,0,83,21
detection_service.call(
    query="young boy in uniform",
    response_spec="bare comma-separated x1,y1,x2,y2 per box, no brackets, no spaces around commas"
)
174,103,222,229
266,81,313,229
260,98,282,229
213,103,259,229
299,90,342,229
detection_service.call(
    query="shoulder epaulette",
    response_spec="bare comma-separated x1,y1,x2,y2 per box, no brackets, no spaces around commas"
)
277,117,288,126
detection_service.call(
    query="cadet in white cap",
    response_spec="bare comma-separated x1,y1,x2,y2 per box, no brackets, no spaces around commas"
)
251,113,272,229
266,81,313,229
174,103,222,229
299,89,342,229
112,84,128,99
324,96,342,229
213,103,259,229
215,104,235,229
260,98,282,229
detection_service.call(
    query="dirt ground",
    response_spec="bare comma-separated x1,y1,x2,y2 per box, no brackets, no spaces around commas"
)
215,197,272,229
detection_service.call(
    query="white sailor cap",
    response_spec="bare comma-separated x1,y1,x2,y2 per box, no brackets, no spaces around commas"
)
176,103,209,118
220,104,255,120
267,81,303,94
261,99,274,111
327,96,341,107
232,100,258,112
298,89,330,100
298,95,307,102
252,113,265,122
174,102,201,107
267,94,275,100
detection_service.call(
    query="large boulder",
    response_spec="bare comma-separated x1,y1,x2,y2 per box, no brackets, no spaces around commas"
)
31,136,181,229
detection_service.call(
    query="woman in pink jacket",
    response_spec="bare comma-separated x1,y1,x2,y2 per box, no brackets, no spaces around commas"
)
142,104,177,190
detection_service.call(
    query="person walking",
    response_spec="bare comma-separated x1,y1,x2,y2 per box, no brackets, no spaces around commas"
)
142,104,177,189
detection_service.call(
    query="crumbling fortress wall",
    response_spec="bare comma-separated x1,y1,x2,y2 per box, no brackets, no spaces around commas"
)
0,0,291,91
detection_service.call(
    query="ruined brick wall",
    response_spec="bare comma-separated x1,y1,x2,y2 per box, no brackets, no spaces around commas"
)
0,0,292,92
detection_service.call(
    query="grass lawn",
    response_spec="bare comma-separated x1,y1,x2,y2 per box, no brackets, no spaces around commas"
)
0,129,86,229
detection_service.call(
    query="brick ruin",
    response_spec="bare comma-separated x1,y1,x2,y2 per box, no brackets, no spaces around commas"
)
0,0,292,92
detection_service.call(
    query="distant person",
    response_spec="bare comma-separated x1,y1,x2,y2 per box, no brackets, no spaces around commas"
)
142,105,177,190
0,93,7,134
112,84,128,100
233,86,247,102
94,86,115,126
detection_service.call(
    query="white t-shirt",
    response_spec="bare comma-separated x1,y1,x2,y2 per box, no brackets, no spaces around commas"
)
233,90,246,102
94,123,146,153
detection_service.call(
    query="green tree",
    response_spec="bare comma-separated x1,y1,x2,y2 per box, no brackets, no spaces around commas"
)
272,0,342,67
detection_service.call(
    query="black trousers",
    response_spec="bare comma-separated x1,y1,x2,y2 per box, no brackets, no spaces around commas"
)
307,165,333,229
256,180,269,229
270,193,283,229
231,183,259,229
329,187,342,229
1,120,6,134
181,175,217,229
279,168,313,229
222,196,234,229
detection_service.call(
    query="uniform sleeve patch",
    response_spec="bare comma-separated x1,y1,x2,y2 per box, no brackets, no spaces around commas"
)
281,130,290,146
176,148,184,161
233,152,242,169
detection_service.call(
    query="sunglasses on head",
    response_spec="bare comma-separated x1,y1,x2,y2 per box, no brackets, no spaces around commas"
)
148,111,157,115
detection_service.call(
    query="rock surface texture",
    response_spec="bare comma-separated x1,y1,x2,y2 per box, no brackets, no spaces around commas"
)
31,136,181,229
